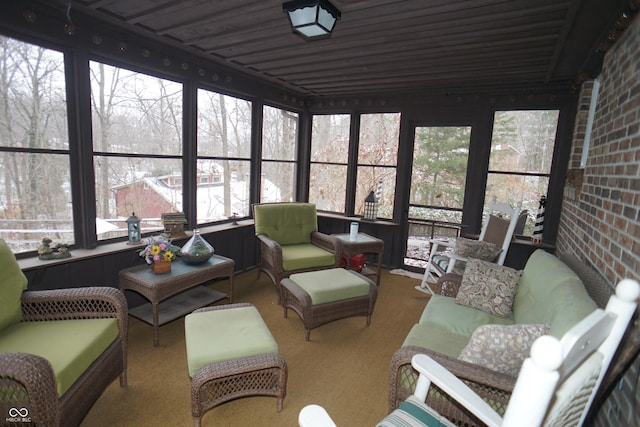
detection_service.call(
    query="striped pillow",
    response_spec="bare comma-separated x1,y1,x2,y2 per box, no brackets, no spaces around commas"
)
377,395,456,427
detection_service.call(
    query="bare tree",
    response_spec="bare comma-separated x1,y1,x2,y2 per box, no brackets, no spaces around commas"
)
90,62,121,219
0,36,71,251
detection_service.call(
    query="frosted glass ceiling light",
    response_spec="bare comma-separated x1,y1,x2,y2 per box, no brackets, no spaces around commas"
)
283,0,341,40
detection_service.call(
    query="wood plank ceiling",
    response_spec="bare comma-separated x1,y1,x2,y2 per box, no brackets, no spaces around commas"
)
66,0,632,97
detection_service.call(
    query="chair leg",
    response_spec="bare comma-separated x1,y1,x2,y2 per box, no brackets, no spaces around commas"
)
416,241,445,295
416,265,436,295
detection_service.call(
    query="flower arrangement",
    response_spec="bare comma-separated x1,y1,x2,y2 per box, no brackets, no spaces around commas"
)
139,235,181,264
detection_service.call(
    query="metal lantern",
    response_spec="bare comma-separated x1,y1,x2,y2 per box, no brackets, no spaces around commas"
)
363,191,378,221
126,212,141,244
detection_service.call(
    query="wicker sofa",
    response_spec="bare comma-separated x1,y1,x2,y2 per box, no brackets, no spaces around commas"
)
389,249,611,426
0,239,128,427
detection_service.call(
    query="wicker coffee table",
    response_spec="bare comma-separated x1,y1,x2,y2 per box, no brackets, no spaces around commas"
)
119,255,234,346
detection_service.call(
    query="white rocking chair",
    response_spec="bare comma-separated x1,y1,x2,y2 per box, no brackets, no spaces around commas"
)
299,278,640,427
416,198,521,295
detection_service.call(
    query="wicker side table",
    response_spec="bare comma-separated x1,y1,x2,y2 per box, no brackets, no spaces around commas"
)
333,232,384,285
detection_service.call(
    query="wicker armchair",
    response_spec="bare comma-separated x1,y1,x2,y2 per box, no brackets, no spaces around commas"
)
253,203,341,301
0,286,128,427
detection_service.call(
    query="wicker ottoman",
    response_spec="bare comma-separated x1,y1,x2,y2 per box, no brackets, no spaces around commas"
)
280,268,378,341
184,303,287,427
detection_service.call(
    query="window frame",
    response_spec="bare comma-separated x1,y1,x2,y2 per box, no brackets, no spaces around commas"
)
89,59,185,242
0,35,75,254
309,113,351,214
260,103,300,203
195,87,253,225
485,109,560,236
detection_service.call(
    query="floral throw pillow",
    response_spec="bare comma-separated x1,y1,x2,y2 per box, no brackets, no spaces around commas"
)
458,323,550,377
455,237,501,262
455,258,522,318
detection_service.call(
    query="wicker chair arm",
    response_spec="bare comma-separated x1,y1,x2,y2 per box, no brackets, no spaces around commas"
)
436,273,463,297
21,286,126,319
21,287,128,344
389,346,515,424
0,352,59,427
310,231,340,253
256,234,283,268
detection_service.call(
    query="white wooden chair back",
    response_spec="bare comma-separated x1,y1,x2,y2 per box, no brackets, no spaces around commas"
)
417,198,520,294
478,198,521,266
504,278,639,427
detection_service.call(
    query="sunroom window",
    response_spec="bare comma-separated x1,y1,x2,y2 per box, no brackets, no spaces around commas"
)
0,36,71,253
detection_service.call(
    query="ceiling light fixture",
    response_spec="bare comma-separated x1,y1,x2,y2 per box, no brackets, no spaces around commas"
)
282,0,341,41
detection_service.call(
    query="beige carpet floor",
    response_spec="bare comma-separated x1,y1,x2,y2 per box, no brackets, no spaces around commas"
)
81,268,429,427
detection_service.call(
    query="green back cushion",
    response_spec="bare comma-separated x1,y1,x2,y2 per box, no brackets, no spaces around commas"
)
184,306,278,377
0,238,28,331
0,318,119,396
289,268,370,305
254,203,318,245
514,249,597,338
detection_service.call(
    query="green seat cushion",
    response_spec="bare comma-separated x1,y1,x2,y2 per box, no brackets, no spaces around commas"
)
282,244,336,271
0,238,28,331
289,268,371,305
0,318,119,397
419,295,513,338
402,323,471,358
184,306,278,377
254,203,318,245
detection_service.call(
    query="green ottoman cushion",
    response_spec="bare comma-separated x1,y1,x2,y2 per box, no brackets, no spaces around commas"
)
185,305,278,376
289,268,371,305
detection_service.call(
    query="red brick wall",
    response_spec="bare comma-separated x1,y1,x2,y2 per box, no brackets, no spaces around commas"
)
558,13,639,427
558,14,640,285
